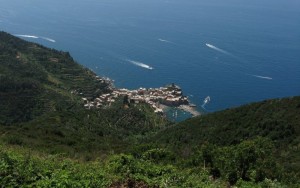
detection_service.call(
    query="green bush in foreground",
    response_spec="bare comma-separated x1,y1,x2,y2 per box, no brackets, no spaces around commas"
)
1,142,298,188
0,146,110,187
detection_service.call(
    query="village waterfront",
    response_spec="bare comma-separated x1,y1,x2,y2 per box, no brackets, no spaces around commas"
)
80,77,200,121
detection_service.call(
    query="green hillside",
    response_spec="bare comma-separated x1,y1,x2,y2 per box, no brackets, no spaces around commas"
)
153,96,300,184
0,31,168,158
0,31,299,187
155,96,300,147
0,31,111,125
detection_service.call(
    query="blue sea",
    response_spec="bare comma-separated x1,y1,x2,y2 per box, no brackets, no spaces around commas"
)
1,0,300,118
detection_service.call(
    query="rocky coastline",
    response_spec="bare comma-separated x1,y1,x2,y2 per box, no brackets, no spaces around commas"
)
80,75,200,117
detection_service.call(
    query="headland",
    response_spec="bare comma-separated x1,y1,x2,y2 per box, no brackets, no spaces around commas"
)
82,80,200,118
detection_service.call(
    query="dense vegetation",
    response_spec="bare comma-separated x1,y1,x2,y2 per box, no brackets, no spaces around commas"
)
0,31,169,158
0,31,299,187
0,31,111,125
153,96,300,176
0,139,287,188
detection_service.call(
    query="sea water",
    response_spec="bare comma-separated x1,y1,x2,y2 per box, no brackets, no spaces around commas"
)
1,0,299,120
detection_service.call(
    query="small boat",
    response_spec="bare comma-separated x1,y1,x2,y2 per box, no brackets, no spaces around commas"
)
201,96,211,108
204,96,210,104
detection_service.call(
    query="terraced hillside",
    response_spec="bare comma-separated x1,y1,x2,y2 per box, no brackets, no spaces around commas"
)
1,31,299,187
0,31,168,158
0,31,112,124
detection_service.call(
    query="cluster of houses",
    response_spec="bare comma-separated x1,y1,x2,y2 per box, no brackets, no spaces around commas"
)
82,83,190,114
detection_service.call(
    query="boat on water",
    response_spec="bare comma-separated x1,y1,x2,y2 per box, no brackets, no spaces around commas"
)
204,96,211,104
201,96,211,109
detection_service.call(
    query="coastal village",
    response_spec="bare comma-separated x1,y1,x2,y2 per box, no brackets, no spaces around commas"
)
81,77,200,117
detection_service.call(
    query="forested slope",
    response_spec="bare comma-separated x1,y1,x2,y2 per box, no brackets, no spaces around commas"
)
0,31,168,159
153,96,300,182
1,31,299,187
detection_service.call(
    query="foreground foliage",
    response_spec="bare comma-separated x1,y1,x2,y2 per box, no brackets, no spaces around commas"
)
154,96,300,180
1,31,300,187
1,138,294,188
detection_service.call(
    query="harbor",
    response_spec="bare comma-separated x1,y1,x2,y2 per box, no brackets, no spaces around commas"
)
82,81,201,118
178,105,201,117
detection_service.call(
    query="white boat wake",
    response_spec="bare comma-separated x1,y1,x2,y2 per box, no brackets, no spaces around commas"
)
127,60,154,70
15,34,39,39
158,38,173,44
15,34,56,43
201,96,211,108
205,43,273,81
250,74,272,80
40,36,56,43
206,43,231,55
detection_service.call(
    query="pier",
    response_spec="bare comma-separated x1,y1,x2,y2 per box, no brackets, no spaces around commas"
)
178,105,201,117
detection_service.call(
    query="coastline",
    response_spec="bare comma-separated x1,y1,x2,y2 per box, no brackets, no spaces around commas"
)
178,105,201,117
83,77,201,119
